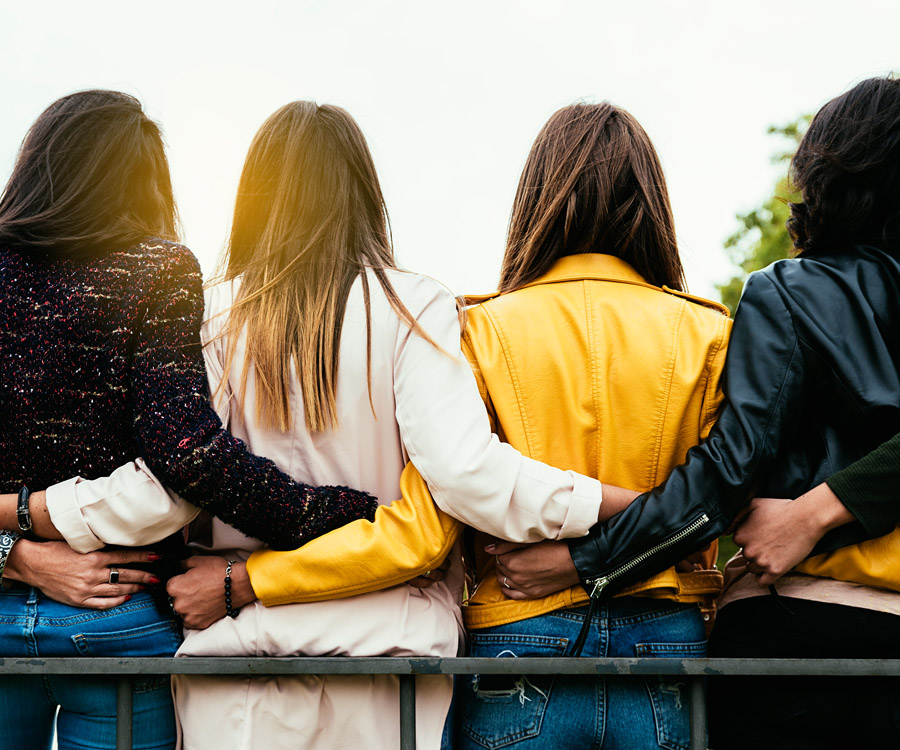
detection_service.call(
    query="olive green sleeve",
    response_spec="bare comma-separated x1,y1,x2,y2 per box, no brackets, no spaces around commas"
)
827,432,900,537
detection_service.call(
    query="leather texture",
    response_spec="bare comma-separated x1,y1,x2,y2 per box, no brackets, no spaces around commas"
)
461,253,731,629
569,244,900,597
247,462,460,604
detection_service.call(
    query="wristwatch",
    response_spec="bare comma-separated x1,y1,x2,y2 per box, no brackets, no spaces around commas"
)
17,487,36,540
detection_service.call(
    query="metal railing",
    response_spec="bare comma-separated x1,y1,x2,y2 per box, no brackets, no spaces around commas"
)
2,656,898,750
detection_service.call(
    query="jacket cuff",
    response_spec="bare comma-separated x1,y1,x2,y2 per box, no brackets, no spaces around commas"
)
558,473,603,539
567,528,605,592
45,477,103,554
826,475,896,537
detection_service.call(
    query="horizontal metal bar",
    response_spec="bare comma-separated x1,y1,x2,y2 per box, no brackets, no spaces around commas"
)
0,657,898,677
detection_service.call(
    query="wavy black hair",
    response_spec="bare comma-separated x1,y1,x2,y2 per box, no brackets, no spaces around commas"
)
788,76,900,254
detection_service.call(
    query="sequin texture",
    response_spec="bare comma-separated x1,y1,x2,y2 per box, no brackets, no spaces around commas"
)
0,239,377,549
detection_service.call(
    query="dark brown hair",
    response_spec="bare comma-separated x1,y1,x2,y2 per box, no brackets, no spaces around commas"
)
788,76,900,254
0,90,178,258
216,101,443,432
499,102,685,293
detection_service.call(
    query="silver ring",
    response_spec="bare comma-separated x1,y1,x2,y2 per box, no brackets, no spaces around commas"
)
107,567,120,585
168,595,179,617
502,576,511,589
422,570,431,579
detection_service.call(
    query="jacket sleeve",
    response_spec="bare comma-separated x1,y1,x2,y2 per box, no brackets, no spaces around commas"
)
394,283,603,542
827,431,900,537
568,271,806,597
131,247,377,550
43,459,199,553
246,462,460,605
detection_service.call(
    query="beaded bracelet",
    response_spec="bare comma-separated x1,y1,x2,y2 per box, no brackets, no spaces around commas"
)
0,529,22,586
224,559,240,619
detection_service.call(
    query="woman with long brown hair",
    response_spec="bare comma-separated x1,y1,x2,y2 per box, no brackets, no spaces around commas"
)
507,77,900,748
453,102,730,749
0,90,379,750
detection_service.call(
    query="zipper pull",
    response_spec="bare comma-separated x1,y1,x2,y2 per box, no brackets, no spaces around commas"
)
588,576,609,599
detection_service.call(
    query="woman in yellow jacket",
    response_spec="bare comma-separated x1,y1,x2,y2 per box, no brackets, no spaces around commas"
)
452,103,730,749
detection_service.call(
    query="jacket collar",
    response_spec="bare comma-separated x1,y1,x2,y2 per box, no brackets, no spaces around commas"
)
466,254,728,316
521,253,657,290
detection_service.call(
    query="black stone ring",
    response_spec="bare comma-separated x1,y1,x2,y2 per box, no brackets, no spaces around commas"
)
107,567,120,585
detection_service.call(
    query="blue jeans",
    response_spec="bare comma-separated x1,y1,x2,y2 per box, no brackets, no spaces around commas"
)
459,598,706,750
0,587,181,750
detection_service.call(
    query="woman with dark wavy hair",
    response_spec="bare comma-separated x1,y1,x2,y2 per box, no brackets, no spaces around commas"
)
502,76,900,748
0,90,378,750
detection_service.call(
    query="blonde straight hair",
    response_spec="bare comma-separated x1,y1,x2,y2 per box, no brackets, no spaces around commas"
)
215,102,440,432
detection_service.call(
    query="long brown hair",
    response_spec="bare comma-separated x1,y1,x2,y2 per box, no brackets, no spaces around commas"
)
499,102,685,293
217,101,440,433
0,90,178,258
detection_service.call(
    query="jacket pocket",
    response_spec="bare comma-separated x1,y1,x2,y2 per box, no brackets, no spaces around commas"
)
635,640,706,750
461,633,567,749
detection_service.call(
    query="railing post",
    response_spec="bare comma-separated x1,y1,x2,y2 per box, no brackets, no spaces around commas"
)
399,673,417,750
689,676,706,750
116,676,133,750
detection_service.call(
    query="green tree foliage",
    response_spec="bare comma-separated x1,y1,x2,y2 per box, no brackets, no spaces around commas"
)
717,118,811,314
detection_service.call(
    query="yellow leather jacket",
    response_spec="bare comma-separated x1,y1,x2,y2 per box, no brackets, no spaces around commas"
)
461,254,729,628
247,254,730,622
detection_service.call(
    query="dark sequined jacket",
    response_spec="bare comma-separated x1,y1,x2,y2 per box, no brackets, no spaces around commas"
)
0,240,376,550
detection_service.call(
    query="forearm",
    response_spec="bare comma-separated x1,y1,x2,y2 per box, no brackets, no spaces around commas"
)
4,539,45,584
134,249,377,550
568,272,803,597
147,427,377,550
248,462,459,605
0,491,64,541
398,289,603,543
226,561,257,610
596,485,640,521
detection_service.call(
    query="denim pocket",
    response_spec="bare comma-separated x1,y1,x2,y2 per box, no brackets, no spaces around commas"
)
72,619,182,658
635,640,706,750
461,633,567,750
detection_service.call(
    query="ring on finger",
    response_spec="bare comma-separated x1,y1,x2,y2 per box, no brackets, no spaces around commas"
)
168,595,180,617
502,576,511,589
107,567,120,585
422,570,431,579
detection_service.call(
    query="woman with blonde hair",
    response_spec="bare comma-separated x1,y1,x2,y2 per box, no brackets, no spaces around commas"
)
36,100,620,749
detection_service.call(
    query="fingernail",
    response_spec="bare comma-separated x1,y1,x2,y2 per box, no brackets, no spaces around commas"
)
148,576,160,584
147,553,161,562
484,544,496,553
124,595,132,601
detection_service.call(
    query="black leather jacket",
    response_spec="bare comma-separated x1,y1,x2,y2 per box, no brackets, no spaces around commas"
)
569,243,900,599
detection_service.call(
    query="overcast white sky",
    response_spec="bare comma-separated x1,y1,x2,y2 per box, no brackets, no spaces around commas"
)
1,1,897,300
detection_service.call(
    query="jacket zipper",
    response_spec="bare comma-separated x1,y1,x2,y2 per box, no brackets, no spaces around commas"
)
585,513,711,598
